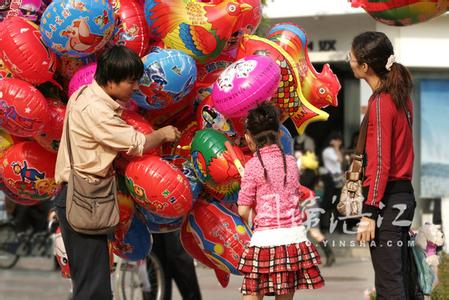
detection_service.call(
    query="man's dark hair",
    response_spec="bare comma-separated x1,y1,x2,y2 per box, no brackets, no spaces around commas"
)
94,46,144,86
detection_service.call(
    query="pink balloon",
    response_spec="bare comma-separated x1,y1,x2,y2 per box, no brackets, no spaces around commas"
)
212,55,280,118
67,63,97,98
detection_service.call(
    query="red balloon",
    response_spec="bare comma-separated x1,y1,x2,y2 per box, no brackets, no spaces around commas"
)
124,155,193,218
180,219,231,288
0,141,60,201
111,0,150,57
0,16,57,85
0,78,50,137
34,99,66,153
114,190,135,242
162,121,199,159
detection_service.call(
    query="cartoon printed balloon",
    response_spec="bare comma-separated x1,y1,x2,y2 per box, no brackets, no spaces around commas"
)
351,0,449,26
39,0,116,57
162,155,202,200
279,124,294,155
187,199,252,275
57,55,96,82
34,99,66,153
190,129,246,203
0,141,60,201
67,63,96,97
136,48,197,110
0,78,50,137
112,213,152,261
180,218,231,287
0,16,57,85
0,0,43,22
212,55,281,118
144,0,253,63
124,155,193,218
110,0,150,57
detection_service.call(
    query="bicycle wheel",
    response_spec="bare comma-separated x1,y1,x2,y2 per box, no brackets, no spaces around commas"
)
146,252,165,300
0,222,20,269
120,261,143,300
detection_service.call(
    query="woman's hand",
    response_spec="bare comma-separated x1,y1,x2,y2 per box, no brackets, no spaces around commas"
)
356,216,376,242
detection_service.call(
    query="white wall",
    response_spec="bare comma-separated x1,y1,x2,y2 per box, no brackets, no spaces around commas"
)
263,0,364,18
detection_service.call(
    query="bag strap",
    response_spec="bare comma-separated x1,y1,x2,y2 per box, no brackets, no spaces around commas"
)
401,100,412,129
66,86,89,171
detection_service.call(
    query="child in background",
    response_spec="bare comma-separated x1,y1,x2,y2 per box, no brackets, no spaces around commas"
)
237,102,324,300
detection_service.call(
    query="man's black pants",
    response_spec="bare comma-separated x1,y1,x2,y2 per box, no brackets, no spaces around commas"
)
55,185,112,300
369,189,416,300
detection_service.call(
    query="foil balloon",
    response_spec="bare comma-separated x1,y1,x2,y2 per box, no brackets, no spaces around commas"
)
0,0,43,22
112,213,152,261
162,120,198,159
0,141,60,201
124,155,193,218
57,55,96,81
114,174,136,242
34,99,66,153
196,95,244,145
0,16,57,85
39,0,115,57
162,155,202,200
267,23,341,109
142,208,184,233
180,218,231,287
67,63,96,98
351,0,449,26
0,58,13,80
190,129,246,203
212,55,280,119
137,48,197,110
0,78,50,137
54,227,71,278
187,199,252,274
196,52,235,85
110,0,150,57
279,124,294,156
236,34,328,134
144,0,253,63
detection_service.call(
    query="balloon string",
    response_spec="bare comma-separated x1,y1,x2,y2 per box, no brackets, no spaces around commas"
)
224,141,244,177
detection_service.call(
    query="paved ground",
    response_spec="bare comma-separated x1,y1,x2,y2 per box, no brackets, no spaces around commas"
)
0,255,375,300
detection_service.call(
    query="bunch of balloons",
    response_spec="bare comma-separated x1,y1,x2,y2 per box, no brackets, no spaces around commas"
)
0,0,343,284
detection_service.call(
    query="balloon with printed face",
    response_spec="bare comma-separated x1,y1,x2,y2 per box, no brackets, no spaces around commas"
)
136,48,197,110
0,78,50,137
39,0,116,57
67,63,96,98
144,0,254,63
124,155,193,218
190,129,245,203
0,141,60,201
0,16,57,85
110,0,150,57
212,55,281,119
180,218,231,287
350,0,449,26
34,99,66,153
0,0,43,22
112,213,152,261
187,198,252,275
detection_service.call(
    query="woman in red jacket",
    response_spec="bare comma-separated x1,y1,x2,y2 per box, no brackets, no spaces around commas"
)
348,32,416,299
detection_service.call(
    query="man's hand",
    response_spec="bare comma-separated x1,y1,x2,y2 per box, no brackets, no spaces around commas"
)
356,216,376,242
157,125,181,143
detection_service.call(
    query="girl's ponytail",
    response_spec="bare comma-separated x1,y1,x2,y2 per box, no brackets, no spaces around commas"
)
381,62,413,109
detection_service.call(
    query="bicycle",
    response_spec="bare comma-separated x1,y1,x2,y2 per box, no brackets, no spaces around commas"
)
0,219,55,269
114,252,165,300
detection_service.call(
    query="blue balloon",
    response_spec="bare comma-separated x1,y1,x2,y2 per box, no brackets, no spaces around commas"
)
140,207,184,233
279,124,294,155
119,214,152,261
39,0,115,57
136,47,197,110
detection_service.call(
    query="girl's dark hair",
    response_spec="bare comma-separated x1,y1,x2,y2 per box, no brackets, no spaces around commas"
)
245,102,287,186
352,31,413,109
95,45,144,86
